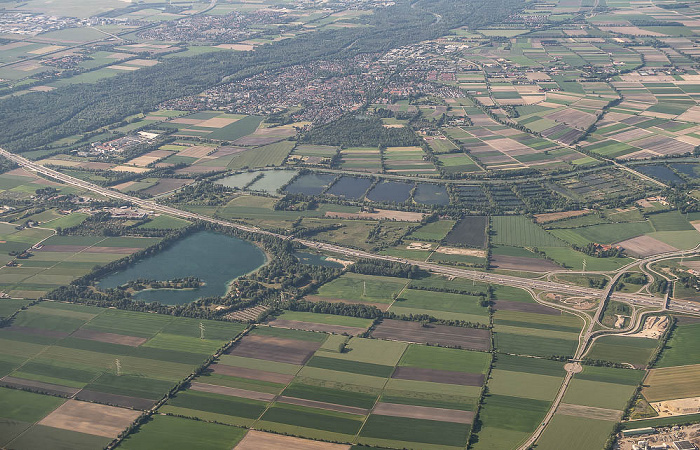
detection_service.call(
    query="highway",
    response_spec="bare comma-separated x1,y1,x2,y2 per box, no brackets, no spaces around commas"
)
1,147,698,316
3,147,700,449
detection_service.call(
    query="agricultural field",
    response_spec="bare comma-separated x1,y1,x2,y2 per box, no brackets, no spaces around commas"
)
338,147,382,173
388,288,490,326
656,320,700,367
0,302,246,409
586,335,659,368
164,326,489,449
311,273,408,310
0,301,247,449
0,232,161,299
472,355,566,450
491,216,565,248
492,286,582,358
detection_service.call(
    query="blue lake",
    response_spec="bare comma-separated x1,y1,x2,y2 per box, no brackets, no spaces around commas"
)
99,231,266,305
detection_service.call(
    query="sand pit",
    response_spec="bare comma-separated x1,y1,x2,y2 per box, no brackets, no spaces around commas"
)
435,246,487,258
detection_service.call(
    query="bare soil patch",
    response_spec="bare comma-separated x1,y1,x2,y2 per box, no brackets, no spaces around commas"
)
373,402,474,424
277,396,368,415
267,319,367,336
371,319,490,351
493,299,560,315
178,146,216,158
75,389,156,410
175,165,226,175
491,255,560,272
71,329,146,347
617,235,677,257
0,376,80,397
392,366,484,386
435,246,487,258
140,178,192,196
208,364,294,384
534,210,590,224
190,382,275,402
235,430,351,450
227,335,322,365
39,400,141,438
558,403,622,421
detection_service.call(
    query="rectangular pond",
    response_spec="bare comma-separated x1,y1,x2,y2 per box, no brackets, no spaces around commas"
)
284,173,336,196
414,183,450,205
634,165,685,185
247,170,297,193
366,180,413,203
215,171,261,189
325,176,373,200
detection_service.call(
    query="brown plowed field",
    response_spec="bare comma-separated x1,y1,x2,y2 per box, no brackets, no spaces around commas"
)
235,430,351,450
227,335,322,365
75,389,156,410
493,299,561,316
371,319,490,351
39,400,141,438
71,329,147,347
209,364,295,384
557,403,622,421
372,402,474,424
277,396,368,415
0,376,80,397
392,367,484,386
190,382,275,402
267,319,367,336
617,235,677,258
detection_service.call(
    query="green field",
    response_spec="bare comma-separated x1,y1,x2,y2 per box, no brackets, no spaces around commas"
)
535,414,615,450
394,288,489,318
399,344,490,374
228,141,295,170
586,335,658,366
119,415,247,450
274,311,372,329
563,378,637,410
137,215,191,230
491,216,565,247
570,221,654,245
657,322,700,367
407,220,455,241
315,273,408,303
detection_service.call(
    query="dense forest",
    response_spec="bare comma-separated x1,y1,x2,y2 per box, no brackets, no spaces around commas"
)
301,115,421,147
0,0,523,152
